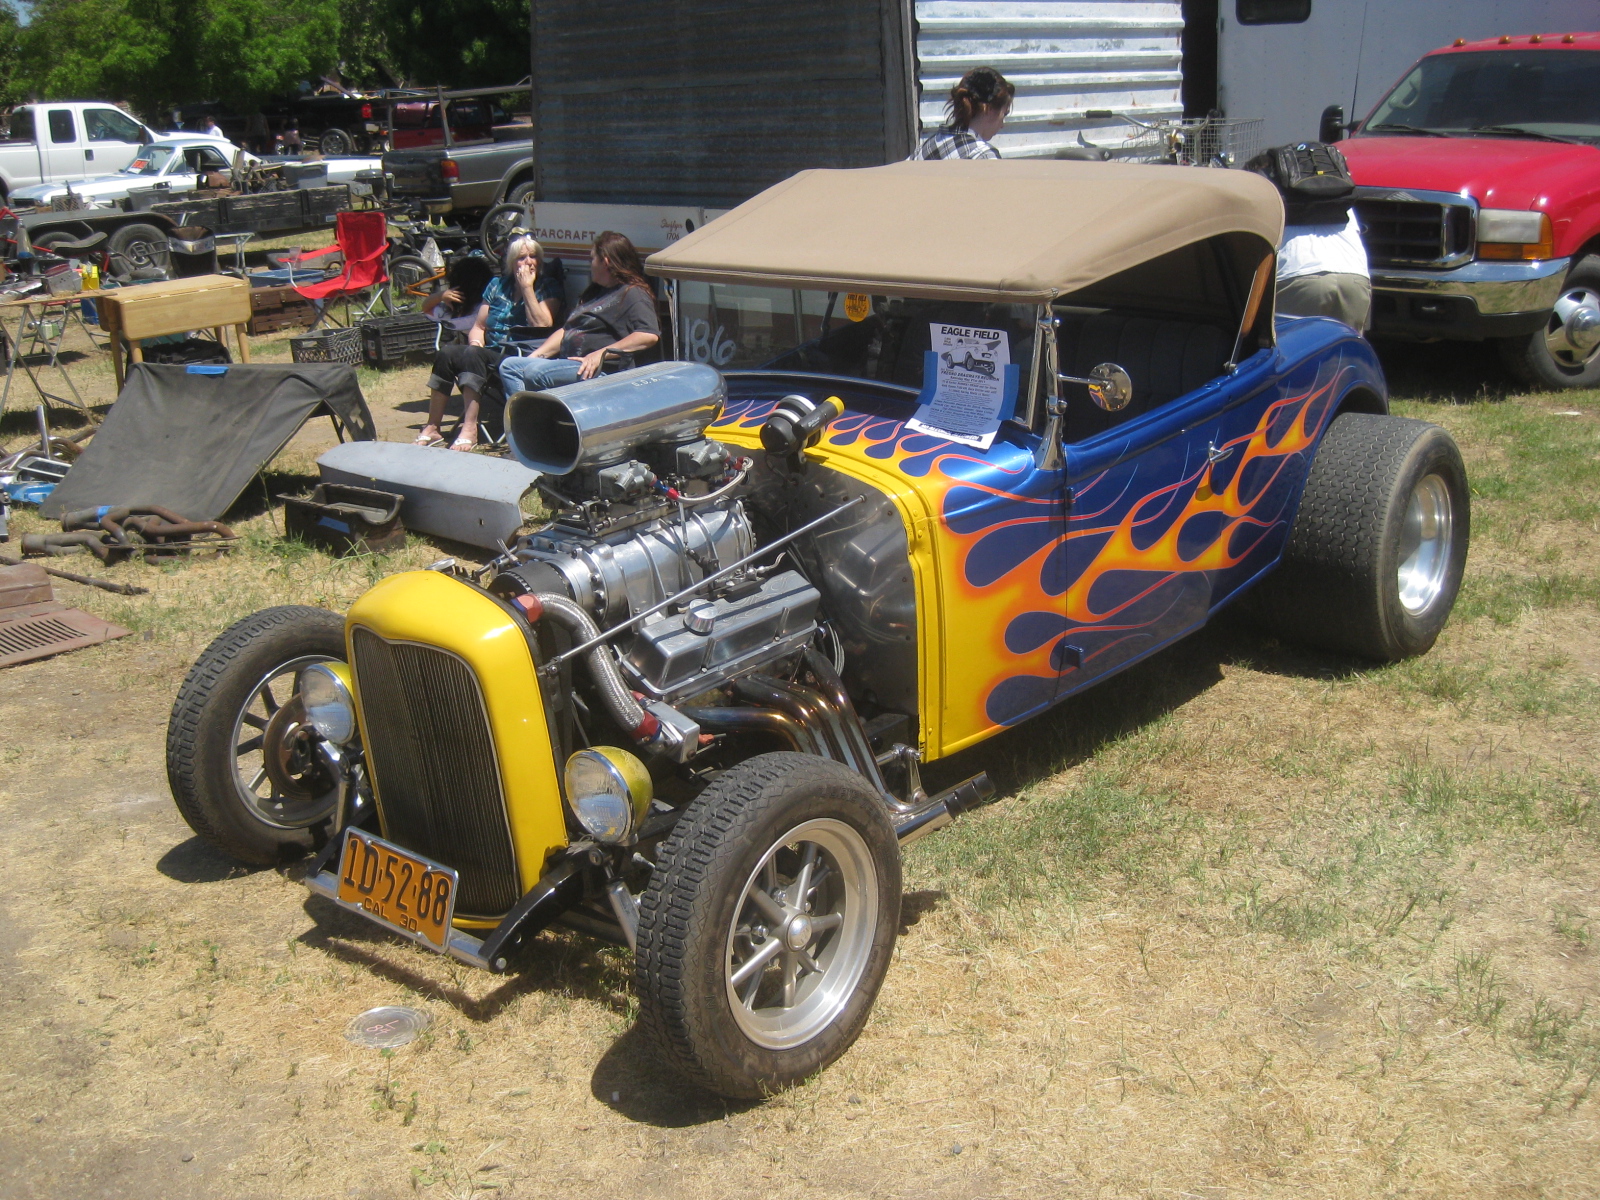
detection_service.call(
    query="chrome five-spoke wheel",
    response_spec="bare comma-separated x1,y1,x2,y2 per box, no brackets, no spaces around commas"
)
228,654,341,830
725,818,878,1050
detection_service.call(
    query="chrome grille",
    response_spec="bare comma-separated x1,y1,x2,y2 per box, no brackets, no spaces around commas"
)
350,627,520,916
1355,198,1474,269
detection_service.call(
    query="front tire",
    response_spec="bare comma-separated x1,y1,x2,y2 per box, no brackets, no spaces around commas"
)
106,222,170,275
636,753,901,1099
386,254,435,315
166,606,347,864
478,201,528,260
1498,255,1600,389
1250,413,1469,661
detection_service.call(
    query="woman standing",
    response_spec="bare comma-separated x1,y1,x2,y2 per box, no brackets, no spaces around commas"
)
415,235,564,450
909,67,1015,161
499,231,660,395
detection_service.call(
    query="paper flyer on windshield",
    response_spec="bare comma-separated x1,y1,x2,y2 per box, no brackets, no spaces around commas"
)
908,324,1017,449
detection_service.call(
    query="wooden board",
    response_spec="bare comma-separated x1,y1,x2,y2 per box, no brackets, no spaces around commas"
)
97,275,251,338
0,563,53,612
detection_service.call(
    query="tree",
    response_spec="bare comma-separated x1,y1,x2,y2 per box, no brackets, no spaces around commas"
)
17,0,339,115
381,0,528,88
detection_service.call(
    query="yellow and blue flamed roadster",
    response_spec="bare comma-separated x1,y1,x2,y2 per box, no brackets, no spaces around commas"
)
167,161,1468,1098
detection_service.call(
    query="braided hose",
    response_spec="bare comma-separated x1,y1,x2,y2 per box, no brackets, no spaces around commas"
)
523,593,658,741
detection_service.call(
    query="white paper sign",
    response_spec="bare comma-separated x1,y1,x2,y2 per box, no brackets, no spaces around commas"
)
907,323,1011,449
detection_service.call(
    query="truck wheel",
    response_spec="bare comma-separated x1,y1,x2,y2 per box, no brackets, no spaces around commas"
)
1250,413,1469,661
166,606,347,865
636,752,901,1099
1498,255,1600,389
106,222,170,273
319,128,353,156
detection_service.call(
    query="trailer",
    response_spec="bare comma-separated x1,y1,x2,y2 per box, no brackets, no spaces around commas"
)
1191,0,1599,148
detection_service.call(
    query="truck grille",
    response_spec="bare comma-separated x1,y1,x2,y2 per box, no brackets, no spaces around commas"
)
349,627,520,917
1355,197,1474,269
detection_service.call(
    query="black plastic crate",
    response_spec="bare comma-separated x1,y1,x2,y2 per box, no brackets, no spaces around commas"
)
290,327,361,364
359,313,440,367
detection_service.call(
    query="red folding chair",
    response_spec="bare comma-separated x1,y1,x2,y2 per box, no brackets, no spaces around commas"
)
290,210,390,330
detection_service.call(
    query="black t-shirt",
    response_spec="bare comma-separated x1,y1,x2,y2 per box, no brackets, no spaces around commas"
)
558,283,660,362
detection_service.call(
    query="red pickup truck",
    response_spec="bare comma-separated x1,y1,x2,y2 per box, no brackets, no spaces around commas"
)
1328,32,1600,389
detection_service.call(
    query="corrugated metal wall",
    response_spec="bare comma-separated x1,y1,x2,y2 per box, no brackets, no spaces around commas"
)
914,1,1185,159
533,0,915,207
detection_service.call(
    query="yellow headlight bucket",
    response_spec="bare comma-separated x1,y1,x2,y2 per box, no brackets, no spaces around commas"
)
565,746,653,843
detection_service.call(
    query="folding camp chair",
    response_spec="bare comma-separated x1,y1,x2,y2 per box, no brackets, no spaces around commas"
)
289,210,390,330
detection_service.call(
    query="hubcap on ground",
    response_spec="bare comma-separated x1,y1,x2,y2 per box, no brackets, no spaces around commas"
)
229,655,340,829
1545,286,1600,367
1396,473,1453,617
724,818,878,1050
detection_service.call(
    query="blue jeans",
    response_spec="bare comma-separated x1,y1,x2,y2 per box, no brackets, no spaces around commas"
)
500,355,584,398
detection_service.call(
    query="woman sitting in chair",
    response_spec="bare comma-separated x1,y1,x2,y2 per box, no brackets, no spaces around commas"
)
415,236,564,450
498,231,660,398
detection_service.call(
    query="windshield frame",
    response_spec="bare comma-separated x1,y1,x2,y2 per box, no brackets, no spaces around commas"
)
121,145,176,176
1361,49,1600,144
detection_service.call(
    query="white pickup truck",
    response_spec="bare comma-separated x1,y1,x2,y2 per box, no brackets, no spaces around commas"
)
0,102,155,200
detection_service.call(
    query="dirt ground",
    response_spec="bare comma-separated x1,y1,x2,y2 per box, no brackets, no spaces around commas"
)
0,328,1596,1199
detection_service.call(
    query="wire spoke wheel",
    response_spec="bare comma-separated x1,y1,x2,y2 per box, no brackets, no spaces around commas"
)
228,655,339,829
724,818,877,1050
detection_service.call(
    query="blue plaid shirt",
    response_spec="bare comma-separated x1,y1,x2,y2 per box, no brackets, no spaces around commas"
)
482,267,566,346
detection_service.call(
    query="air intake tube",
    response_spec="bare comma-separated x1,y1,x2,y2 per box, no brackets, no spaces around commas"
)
514,592,659,741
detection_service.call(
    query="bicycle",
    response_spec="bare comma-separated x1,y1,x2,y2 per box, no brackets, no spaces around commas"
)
1078,110,1264,168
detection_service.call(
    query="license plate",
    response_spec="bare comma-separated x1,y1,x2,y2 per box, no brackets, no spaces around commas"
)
336,829,458,950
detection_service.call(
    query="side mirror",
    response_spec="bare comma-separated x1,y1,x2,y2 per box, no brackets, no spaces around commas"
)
1058,362,1134,412
1319,104,1347,144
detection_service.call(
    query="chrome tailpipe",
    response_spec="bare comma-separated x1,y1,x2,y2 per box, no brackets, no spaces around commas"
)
893,773,997,846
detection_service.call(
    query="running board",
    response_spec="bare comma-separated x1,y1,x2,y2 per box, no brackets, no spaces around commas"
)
893,773,997,845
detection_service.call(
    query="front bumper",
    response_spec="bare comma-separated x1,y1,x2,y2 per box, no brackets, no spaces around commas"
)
1370,257,1569,340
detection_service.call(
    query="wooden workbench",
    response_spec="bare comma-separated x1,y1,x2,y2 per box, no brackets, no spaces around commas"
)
95,274,252,389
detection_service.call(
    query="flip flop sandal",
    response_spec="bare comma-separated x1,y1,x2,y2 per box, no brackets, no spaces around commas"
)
413,431,445,448
450,435,479,452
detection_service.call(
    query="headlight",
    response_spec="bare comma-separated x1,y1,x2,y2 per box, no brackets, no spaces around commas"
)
298,662,357,745
564,747,652,844
1477,209,1553,261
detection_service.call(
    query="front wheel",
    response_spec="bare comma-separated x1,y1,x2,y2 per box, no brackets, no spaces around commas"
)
166,606,347,864
387,254,435,315
635,753,901,1099
1498,255,1600,389
1249,413,1470,661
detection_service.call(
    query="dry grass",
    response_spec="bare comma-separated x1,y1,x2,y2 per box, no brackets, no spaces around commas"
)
0,338,1597,1198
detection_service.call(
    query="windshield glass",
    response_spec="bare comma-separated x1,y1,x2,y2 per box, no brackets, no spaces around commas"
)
121,146,175,175
1365,50,1600,141
676,281,1038,412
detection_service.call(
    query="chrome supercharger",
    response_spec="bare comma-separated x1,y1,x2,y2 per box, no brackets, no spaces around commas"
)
497,363,823,704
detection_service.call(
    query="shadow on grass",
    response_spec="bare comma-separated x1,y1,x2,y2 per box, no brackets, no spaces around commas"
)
155,836,272,884
590,1025,761,1126
920,610,1377,801
1374,338,1518,405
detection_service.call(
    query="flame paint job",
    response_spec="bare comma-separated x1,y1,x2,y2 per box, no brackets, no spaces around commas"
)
711,317,1386,759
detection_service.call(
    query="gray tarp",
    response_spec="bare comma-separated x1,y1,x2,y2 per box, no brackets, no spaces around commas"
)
41,363,376,521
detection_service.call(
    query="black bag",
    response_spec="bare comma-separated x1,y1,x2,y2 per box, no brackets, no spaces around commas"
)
1246,142,1356,225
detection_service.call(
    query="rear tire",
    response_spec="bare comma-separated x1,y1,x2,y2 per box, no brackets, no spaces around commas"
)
1249,413,1469,661
635,753,901,1099
387,254,434,315
1497,255,1600,390
166,606,347,864
319,128,354,156
106,222,170,275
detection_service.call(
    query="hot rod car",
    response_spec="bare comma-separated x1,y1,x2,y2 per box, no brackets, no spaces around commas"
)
166,161,1469,1099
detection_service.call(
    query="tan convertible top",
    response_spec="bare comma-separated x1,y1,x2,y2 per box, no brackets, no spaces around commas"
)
646,159,1284,304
